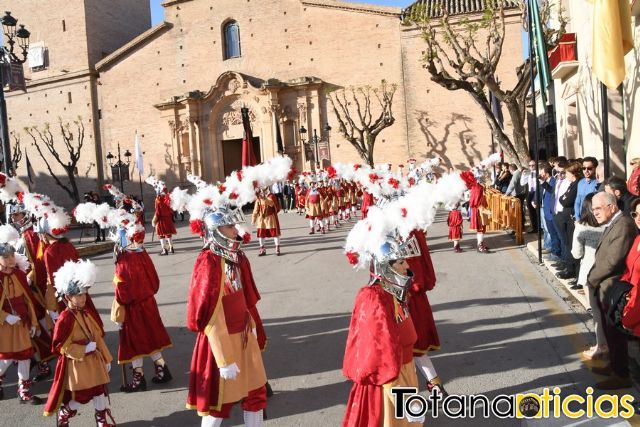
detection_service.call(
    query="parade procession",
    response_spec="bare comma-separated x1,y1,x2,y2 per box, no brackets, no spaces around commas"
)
3,0,640,425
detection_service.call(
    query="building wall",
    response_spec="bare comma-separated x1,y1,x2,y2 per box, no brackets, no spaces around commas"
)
400,11,525,170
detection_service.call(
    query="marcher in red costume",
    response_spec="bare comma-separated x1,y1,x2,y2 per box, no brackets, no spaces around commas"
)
468,169,491,253
187,205,267,427
252,187,282,256
44,259,115,427
447,205,464,253
153,191,177,255
9,204,55,381
294,182,307,215
406,229,448,397
361,190,374,219
110,219,173,392
305,180,324,234
343,235,424,427
0,224,43,404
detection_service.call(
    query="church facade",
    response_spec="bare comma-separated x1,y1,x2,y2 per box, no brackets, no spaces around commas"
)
4,0,524,206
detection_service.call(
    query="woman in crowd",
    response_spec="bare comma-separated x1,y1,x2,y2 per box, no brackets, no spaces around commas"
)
494,163,512,194
555,162,582,280
571,193,606,359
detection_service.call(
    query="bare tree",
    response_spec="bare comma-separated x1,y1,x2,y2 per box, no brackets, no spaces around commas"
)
327,80,396,167
7,131,22,175
404,1,566,166
24,117,85,203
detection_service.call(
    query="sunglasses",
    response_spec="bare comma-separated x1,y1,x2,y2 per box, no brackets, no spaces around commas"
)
582,167,594,171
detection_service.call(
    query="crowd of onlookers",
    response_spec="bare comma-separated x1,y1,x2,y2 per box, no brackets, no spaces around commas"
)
495,156,640,392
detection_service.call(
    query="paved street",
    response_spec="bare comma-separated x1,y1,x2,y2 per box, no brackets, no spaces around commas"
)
0,211,636,426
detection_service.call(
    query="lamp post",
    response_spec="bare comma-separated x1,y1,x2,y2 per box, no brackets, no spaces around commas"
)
106,143,132,192
0,11,30,175
312,129,320,171
323,122,332,163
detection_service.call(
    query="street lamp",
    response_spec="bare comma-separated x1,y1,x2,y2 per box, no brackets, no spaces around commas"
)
106,143,132,191
312,129,320,171
323,123,332,163
0,11,30,175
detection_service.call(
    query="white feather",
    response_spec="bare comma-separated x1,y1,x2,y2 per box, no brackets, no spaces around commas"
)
0,224,19,245
14,253,30,273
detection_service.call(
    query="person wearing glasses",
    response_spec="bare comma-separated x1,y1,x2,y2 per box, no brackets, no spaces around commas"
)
523,159,539,233
574,157,599,221
587,192,638,390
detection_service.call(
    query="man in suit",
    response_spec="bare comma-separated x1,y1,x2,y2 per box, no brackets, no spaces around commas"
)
587,192,638,390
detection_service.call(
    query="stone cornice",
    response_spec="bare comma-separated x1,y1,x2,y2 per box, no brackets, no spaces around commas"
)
96,22,173,71
300,0,401,17
8,69,96,93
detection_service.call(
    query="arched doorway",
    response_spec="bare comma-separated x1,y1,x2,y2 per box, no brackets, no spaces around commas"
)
221,136,262,176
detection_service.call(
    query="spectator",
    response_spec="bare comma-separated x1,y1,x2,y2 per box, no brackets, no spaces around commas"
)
571,194,607,359
627,158,640,196
283,181,295,212
89,191,106,242
555,162,582,280
521,159,540,233
587,192,638,390
493,163,511,193
604,176,638,215
551,160,570,268
271,181,286,213
505,163,526,229
539,163,562,261
574,157,599,221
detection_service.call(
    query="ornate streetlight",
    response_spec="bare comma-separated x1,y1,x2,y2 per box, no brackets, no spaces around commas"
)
0,11,30,175
106,143,132,191
323,122,332,163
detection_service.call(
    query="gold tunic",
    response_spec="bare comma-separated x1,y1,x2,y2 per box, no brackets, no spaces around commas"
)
383,361,422,427
0,274,37,356
60,310,112,391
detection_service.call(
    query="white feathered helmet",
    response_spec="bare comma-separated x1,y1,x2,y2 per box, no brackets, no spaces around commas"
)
145,176,167,196
54,259,97,297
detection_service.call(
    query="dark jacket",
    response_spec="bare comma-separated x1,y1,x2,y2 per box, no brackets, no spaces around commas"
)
587,213,639,301
559,180,579,216
619,191,638,216
541,177,556,221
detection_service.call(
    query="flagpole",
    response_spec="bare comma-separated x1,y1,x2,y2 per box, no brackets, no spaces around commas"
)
600,83,610,177
527,0,542,265
138,171,144,223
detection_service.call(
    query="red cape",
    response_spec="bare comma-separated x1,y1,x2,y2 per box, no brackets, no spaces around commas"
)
114,250,171,362
186,249,265,415
155,194,177,236
361,191,373,219
342,285,403,427
44,307,104,415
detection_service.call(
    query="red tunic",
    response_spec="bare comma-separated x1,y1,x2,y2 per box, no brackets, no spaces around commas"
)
621,236,640,334
186,249,266,415
154,194,177,237
361,191,373,219
447,209,463,240
469,183,486,232
295,185,307,209
22,228,55,362
43,240,102,329
406,230,440,355
43,307,107,415
113,250,172,363
342,285,417,426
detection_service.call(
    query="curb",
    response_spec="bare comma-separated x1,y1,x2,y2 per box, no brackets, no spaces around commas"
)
77,242,114,257
525,241,590,311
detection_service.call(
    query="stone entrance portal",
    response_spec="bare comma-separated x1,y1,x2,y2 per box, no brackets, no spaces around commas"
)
221,137,261,177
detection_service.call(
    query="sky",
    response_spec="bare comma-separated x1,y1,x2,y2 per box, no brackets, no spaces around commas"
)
150,0,411,25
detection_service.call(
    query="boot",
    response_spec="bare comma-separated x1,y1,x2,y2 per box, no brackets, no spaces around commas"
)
321,227,326,235
477,242,490,253
122,368,147,393
169,245,175,254
258,246,266,257
275,246,281,256
159,248,168,256
151,363,172,384
57,404,78,427
94,408,116,427
426,378,449,398
454,243,463,253
34,360,51,382
18,379,43,405
308,229,315,235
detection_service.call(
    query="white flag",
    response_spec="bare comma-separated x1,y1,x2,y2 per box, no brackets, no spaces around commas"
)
134,131,144,176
